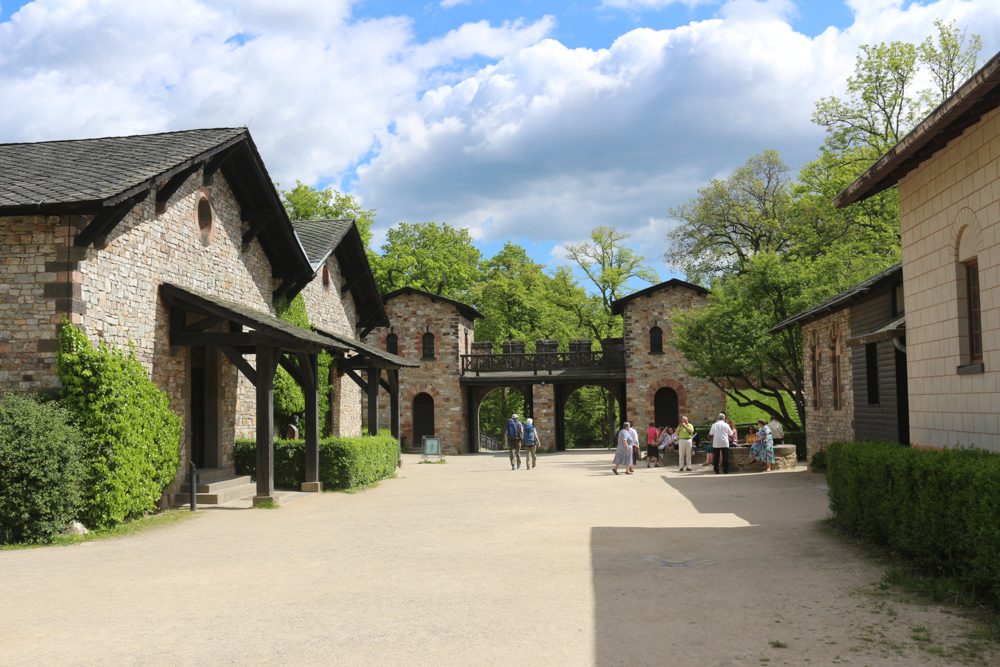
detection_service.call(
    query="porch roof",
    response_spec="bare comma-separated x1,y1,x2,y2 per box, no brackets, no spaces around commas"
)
845,314,906,347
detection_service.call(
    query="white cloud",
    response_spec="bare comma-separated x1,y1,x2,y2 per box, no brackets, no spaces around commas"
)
600,0,713,10
440,0,471,8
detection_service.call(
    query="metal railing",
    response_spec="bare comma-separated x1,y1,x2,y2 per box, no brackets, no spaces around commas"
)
460,349,626,376
479,433,501,451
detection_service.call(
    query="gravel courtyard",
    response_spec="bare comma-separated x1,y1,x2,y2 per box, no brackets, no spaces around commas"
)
1,449,995,666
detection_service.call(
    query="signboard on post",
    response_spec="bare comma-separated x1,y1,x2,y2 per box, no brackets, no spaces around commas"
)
421,435,442,461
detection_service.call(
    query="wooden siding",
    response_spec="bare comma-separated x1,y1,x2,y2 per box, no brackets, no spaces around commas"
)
850,288,903,443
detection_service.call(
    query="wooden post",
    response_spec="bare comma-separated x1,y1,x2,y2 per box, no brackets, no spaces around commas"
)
254,345,276,505
388,369,400,440
302,353,321,492
367,366,380,436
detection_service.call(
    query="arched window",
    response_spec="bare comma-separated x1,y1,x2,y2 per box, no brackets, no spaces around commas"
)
649,326,663,354
386,332,398,355
654,387,679,428
412,392,435,446
321,265,331,294
422,332,435,359
195,190,215,246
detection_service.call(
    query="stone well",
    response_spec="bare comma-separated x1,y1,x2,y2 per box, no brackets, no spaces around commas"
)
648,445,797,471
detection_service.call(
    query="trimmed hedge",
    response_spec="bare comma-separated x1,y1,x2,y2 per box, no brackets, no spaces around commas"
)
57,323,182,528
783,430,807,460
0,393,84,544
235,434,399,491
827,440,1000,605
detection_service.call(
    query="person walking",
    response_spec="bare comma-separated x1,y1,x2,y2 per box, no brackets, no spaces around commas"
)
645,422,660,467
750,419,775,472
628,422,641,468
523,418,541,470
507,413,524,470
708,413,733,474
612,421,636,475
676,416,695,471
767,415,785,445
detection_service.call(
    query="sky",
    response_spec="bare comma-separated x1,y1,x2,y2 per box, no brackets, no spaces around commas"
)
2,0,999,289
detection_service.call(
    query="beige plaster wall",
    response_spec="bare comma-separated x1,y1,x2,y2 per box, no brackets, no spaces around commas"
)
897,104,1000,452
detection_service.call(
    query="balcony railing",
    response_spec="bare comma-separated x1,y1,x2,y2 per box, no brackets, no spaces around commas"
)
460,349,626,376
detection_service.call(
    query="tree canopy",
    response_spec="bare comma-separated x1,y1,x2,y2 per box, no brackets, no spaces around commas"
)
278,181,376,250
372,221,483,300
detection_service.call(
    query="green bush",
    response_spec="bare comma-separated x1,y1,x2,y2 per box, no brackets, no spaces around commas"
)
0,393,84,544
783,430,807,460
235,434,399,491
827,441,1000,606
57,323,182,529
810,448,827,472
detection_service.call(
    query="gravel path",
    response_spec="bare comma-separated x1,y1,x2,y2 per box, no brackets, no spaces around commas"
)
1,449,995,666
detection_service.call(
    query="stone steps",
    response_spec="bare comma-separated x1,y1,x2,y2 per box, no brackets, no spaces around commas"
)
172,469,256,505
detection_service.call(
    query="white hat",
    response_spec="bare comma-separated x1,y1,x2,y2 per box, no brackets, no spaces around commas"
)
526,418,533,424
512,413,518,419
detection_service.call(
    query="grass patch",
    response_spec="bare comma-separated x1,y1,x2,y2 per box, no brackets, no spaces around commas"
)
768,640,788,648
252,499,280,509
0,510,196,550
726,390,798,425
418,458,447,464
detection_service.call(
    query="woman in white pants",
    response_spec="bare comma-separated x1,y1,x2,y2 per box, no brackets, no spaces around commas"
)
675,416,696,471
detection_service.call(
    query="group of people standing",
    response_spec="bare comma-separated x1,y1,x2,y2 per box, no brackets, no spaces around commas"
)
612,414,783,475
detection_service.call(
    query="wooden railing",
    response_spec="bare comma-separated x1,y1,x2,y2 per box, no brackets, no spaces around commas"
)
479,433,501,451
460,349,626,376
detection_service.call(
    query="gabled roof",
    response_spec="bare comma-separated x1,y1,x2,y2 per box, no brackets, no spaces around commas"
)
315,327,419,369
381,286,484,321
288,219,388,334
609,278,709,316
769,264,902,334
835,49,1000,207
0,128,245,209
0,127,312,283
845,314,905,347
292,219,352,268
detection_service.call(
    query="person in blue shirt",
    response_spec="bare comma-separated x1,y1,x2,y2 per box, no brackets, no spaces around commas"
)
523,417,541,469
507,413,524,470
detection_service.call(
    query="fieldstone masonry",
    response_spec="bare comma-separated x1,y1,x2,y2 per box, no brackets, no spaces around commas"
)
802,310,854,459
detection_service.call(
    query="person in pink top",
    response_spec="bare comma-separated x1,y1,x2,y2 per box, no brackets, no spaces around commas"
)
645,422,660,467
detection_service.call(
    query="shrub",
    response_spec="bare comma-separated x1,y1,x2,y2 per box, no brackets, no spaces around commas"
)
827,441,1000,606
57,323,182,529
783,430,807,460
810,448,827,472
0,393,84,544
235,434,399,491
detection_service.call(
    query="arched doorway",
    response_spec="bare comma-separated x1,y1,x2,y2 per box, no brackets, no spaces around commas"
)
654,387,679,428
412,392,435,446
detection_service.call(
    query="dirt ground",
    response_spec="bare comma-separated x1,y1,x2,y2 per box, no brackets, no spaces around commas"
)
1,449,996,666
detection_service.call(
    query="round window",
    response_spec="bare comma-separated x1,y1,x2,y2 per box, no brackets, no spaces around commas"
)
194,188,215,246
322,265,331,294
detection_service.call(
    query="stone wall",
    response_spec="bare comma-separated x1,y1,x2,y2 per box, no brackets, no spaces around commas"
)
897,104,1000,452
364,292,472,453
621,286,726,440
1,167,367,483
802,309,854,459
297,255,362,437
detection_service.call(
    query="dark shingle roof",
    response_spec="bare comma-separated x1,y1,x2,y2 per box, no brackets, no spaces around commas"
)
845,314,905,347
769,264,902,333
291,219,353,268
0,128,246,209
609,278,709,316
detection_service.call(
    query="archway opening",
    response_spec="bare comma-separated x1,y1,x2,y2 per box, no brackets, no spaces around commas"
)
478,387,528,449
654,387,679,429
412,392,435,446
564,385,618,449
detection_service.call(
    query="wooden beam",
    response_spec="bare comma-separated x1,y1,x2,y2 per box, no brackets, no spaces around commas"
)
171,331,274,348
240,209,279,250
255,344,276,500
340,270,365,295
219,346,257,386
202,144,240,185
344,368,368,393
155,164,200,214
389,369,400,440
367,366,380,435
277,354,305,387
74,192,149,248
303,351,320,486
183,315,227,333
296,352,317,391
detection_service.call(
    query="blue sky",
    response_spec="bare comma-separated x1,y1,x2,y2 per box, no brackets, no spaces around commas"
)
1,0,997,292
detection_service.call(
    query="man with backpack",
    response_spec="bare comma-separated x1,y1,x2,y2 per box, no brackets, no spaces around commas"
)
507,413,524,470
523,418,541,469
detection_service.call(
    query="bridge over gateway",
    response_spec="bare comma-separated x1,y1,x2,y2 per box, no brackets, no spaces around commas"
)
362,281,728,455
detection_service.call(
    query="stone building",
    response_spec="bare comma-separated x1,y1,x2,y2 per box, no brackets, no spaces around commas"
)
834,48,1000,452
363,287,482,454
611,278,727,434
770,265,908,458
365,278,726,453
0,128,412,503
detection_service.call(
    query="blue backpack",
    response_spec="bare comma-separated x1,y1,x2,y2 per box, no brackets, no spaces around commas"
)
523,423,536,444
507,419,520,438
